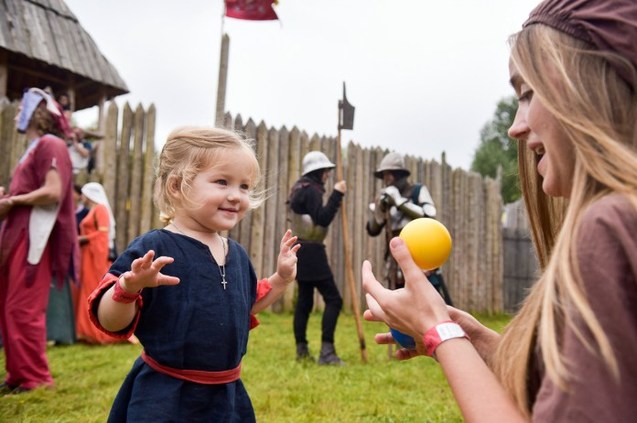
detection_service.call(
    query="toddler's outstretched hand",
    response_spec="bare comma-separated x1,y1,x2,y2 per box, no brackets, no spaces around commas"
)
276,230,300,283
120,250,180,292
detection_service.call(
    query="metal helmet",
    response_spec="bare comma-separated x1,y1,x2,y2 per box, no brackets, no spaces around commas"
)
302,151,335,176
374,152,410,179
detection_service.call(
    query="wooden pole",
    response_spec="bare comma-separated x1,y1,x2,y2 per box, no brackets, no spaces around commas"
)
335,126,367,363
215,33,230,127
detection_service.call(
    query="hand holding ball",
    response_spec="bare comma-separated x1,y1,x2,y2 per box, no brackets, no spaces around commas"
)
390,218,453,349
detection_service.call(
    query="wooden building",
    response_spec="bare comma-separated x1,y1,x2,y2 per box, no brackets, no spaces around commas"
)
0,0,128,128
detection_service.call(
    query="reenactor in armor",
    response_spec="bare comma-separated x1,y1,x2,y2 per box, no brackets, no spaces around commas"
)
288,151,347,365
366,152,453,305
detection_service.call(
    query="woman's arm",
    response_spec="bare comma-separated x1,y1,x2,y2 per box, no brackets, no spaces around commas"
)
447,306,501,366
10,168,62,206
363,237,527,423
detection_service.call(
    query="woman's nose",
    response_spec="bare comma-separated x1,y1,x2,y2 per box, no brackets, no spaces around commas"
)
508,106,529,141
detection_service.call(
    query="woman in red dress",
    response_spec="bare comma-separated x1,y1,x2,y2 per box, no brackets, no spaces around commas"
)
75,182,124,344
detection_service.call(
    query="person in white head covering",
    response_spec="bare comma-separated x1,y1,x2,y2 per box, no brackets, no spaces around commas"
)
75,182,122,344
80,183,116,250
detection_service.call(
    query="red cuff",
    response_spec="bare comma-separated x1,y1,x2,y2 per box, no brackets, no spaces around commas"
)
249,278,273,330
256,278,272,302
87,272,143,340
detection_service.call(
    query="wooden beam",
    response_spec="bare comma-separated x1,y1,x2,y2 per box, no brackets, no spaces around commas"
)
215,33,230,127
0,50,7,98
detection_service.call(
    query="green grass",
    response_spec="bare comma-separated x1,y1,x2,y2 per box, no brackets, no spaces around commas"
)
0,312,510,422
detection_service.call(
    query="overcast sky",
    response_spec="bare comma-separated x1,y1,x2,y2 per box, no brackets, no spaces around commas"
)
66,0,541,170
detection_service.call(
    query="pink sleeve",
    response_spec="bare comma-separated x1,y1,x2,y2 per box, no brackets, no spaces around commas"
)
249,278,273,330
87,272,143,339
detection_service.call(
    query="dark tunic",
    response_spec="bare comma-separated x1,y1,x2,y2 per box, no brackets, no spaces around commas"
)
288,174,343,281
91,230,258,422
529,194,637,422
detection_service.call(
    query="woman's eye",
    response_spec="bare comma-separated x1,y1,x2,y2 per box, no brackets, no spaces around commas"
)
518,90,533,103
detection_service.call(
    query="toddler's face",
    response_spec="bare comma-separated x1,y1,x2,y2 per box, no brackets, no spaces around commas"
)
185,148,255,232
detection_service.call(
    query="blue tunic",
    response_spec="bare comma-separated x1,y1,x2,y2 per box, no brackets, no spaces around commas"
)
105,230,258,422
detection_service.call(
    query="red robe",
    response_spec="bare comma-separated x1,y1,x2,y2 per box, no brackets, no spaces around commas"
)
0,134,78,389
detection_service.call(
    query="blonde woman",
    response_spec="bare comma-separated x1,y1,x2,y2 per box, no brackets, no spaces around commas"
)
362,0,637,421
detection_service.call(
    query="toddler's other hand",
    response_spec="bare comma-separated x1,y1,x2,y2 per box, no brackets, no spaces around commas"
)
275,230,300,283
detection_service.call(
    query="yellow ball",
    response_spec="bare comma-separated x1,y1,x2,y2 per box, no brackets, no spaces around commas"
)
399,218,452,270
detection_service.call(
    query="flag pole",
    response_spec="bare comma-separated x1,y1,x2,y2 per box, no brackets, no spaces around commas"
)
215,6,229,127
335,85,367,363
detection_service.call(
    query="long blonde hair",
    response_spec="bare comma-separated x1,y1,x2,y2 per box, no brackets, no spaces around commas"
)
154,126,264,223
494,25,637,415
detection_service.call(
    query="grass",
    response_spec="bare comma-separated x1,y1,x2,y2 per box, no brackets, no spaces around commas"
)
0,312,510,422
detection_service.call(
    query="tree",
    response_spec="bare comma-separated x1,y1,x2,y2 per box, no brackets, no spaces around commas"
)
471,96,520,204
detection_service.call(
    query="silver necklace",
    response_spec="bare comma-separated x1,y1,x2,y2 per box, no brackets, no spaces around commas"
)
218,236,228,290
171,222,228,290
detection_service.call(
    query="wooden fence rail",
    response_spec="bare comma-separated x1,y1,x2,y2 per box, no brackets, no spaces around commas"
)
0,101,505,313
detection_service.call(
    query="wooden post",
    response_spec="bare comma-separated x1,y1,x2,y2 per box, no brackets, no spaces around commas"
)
0,50,8,98
335,127,367,363
215,34,230,127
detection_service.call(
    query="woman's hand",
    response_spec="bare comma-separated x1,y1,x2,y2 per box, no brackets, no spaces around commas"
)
118,250,180,293
362,237,451,356
275,229,301,283
447,306,501,364
0,196,13,220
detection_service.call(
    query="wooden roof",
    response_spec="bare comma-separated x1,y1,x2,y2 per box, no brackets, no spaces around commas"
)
0,0,128,110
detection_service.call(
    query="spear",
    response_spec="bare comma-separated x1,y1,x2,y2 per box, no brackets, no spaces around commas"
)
335,82,367,363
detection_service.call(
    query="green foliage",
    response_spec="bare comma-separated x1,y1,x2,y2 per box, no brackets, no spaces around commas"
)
471,96,521,204
0,312,511,422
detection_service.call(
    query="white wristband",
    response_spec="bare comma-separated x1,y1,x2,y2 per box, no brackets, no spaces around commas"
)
423,321,468,357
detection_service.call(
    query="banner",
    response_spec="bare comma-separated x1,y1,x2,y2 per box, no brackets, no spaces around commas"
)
225,0,278,21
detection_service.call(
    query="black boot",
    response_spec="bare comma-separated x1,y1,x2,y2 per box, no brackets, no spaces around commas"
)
296,343,315,362
318,342,345,366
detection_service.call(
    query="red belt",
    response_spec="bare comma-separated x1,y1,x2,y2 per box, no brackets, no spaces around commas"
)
141,350,241,384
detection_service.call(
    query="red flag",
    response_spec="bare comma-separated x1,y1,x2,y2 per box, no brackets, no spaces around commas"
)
225,0,278,21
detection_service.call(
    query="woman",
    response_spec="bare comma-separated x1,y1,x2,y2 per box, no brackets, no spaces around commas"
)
362,0,637,421
0,88,78,394
75,182,121,344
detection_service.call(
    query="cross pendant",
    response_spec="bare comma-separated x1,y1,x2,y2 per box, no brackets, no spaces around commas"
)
221,277,227,290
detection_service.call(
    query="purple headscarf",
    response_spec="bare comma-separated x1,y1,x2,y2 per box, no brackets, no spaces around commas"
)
524,0,637,87
16,88,63,134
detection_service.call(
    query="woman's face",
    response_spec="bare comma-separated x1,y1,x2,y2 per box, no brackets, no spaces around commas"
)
507,61,576,198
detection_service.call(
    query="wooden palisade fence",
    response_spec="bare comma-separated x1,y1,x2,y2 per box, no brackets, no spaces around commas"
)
221,112,504,314
0,101,504,313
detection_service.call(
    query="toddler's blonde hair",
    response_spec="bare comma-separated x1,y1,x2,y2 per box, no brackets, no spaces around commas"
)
154,126,264,223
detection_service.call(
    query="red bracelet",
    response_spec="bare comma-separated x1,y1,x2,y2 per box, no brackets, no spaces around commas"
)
423,320,468,357
112,277,141,304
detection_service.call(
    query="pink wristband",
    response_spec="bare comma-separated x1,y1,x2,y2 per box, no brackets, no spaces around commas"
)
423,320,468,357
112,277,141,304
